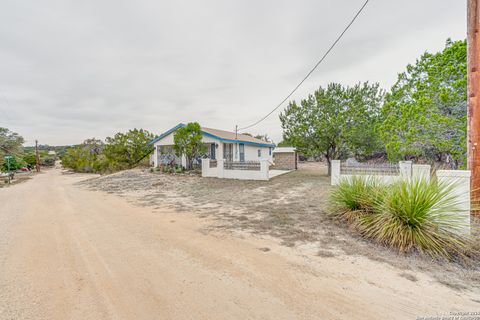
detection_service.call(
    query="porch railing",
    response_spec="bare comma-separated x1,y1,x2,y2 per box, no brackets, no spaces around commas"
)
224,161,261,171
340,162,400,176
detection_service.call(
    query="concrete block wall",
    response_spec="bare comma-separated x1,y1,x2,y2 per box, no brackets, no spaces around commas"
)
436,170,471,234
412,164,431,181
202,158,270,181
330,160,471,232
272,153,297,170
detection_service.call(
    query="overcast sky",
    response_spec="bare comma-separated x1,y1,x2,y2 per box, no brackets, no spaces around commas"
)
0,0,467,146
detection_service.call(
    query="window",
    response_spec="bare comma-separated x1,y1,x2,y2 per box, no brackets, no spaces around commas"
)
258,149,261,157
210,143,216,160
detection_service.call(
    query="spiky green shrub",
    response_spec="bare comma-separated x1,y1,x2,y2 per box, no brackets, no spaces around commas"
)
355,178,470,258
330,176,386,222
330,176,474,259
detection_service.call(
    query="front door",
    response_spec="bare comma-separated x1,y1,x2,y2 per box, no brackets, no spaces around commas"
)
239,143,245,162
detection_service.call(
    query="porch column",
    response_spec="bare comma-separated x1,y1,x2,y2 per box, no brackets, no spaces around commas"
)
153,146,158,167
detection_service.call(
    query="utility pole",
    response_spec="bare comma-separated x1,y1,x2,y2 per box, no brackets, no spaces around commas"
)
35,140,40,172
468,0,480,202
235,125,238,160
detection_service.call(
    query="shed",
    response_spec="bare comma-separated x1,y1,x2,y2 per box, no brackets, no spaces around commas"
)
272,147,297,170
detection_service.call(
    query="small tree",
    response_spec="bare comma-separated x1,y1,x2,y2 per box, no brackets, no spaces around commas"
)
104,129,155,170
61,138,105,172
173,122,206,170
0,127,24,170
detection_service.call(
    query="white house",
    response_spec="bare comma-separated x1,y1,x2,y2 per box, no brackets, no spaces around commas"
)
149,123,275,168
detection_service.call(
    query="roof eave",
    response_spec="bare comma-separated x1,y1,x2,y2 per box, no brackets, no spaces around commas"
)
149,123,275,148
201,131,275,147
148,123,185,145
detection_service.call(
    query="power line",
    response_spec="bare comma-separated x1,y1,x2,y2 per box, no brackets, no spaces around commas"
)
238,0,370,131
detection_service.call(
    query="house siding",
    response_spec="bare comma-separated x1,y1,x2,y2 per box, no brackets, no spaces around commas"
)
152,132,272,167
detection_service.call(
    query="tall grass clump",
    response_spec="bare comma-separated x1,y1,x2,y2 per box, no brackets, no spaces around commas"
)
330,176,386,223
330,176,473,260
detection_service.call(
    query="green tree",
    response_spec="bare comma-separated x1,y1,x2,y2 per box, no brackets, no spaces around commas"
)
276,140,292,147
103,129,155,170
2,155,26,171
379,39,467,168
22,153,37,169
173,122,206,170
61,138,104,172
0,127,24,170
280,82,384,175
253,134,272,143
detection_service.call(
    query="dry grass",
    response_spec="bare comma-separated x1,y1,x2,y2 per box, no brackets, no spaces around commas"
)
0,172,34,188
80,162,480,291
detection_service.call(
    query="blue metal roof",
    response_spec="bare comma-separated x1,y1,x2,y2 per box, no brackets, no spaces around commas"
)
148,123,275,147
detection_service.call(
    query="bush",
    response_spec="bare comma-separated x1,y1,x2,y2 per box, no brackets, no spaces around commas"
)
330,176,474,259
330,176,385,223
42,157,55,166
161,165,184,174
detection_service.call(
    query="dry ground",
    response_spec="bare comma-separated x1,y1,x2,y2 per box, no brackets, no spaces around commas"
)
81,162,480,292
0,171,33,188
0,166,478,320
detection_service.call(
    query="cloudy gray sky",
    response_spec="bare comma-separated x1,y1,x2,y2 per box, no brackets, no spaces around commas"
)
0,0,467,146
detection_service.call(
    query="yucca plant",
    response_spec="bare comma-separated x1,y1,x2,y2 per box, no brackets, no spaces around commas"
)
356,177,471,259
330,176,386,223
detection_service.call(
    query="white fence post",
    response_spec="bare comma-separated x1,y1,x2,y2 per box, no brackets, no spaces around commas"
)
412,164,431,181
399,161,412,179
201,158,209,177
153,146,158,167
436,170,471,234
331,160,341,186
260,159,269,180
217,159,224,179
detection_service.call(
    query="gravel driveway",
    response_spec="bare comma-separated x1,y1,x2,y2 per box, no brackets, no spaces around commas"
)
80,163,480,293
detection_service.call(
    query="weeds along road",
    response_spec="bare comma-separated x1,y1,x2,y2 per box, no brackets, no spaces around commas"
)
0,168,477,320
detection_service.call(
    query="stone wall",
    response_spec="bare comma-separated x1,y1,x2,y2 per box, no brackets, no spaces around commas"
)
272,152,297,170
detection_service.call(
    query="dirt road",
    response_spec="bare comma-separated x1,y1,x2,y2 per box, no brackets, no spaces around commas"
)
0,168,477,320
